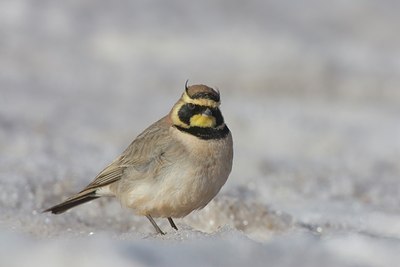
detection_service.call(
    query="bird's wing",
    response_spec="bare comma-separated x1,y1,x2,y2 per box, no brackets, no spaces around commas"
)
81,157,126,192
44,117,176,214
79,117,173,193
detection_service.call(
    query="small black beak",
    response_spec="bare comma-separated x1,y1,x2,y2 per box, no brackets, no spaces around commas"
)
203,108,212,116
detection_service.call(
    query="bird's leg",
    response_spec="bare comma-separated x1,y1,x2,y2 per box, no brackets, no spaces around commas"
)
146,215,165,235
167,217,178,230
168,217,178,230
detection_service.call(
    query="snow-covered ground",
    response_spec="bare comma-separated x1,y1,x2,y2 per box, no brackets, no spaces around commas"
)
1,0,400,266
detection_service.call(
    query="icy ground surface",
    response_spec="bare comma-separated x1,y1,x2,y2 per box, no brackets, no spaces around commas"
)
1,0,400,266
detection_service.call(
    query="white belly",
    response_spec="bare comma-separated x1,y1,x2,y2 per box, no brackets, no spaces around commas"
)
117,128,233,218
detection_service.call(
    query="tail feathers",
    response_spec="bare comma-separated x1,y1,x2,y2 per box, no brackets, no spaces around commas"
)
43,192,99,214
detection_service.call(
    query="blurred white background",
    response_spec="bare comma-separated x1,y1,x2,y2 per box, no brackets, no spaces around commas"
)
1,1,400,266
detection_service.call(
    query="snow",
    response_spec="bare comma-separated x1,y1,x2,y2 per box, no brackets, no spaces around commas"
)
1,0,400,266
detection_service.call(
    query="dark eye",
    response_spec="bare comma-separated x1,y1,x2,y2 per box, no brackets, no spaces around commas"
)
187,103,195,110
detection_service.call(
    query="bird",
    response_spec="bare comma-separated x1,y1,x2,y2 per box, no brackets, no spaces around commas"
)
44,82,233,235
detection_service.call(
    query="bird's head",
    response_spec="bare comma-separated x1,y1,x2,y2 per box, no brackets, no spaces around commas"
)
170,81,224,130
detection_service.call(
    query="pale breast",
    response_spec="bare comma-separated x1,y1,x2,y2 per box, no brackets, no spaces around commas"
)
151,127,233,216
116,126,233,218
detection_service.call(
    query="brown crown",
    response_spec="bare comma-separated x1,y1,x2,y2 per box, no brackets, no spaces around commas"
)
185,83,220,102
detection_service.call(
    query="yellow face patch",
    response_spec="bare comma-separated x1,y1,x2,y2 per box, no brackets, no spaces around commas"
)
170,101,190,128
190,114,216,128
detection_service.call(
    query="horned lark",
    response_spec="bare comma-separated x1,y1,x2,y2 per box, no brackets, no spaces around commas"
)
44,82,233,234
